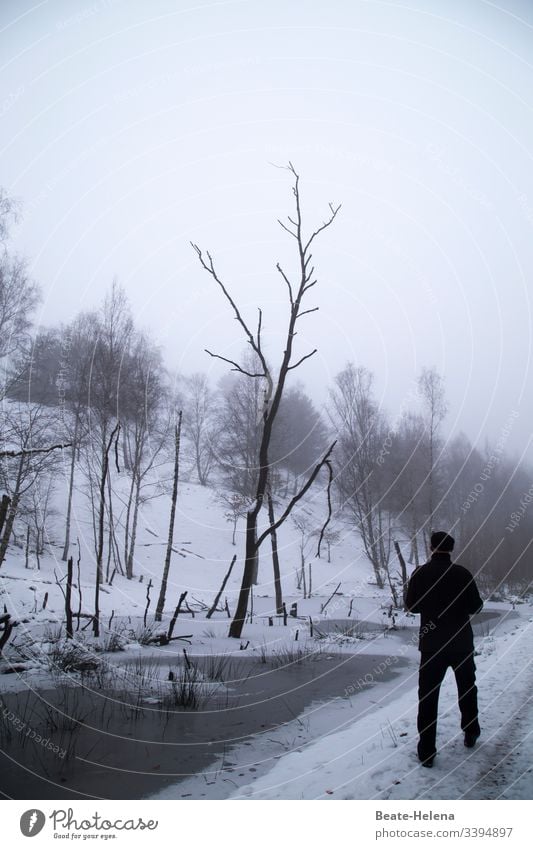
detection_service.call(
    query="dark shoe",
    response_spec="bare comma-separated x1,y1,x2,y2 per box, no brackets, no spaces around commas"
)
464,731,480,748
417,742,436,767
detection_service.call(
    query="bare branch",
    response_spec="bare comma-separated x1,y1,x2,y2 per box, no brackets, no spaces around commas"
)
287,349,317,370
204,349,265,378
296,307,319,320
276,263,294,306
192,242,270,377
277,219,298,239
304,202,342,254
256,441,336,549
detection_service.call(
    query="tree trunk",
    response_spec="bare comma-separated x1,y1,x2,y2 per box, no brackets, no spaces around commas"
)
411,521,420,567
228,512,258,638
126,476,141,579
123,464,137,571
0,494,11,539
94,421,120,637
65,556,74,639
62,420,79,561
394,540,409,608
0,455,24,568
267,491,283,614
155,413,182,622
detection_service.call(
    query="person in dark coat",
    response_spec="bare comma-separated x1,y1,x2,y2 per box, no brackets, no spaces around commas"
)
405,531,483,767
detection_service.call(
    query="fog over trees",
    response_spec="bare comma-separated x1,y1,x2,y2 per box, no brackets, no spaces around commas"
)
0,176,531,641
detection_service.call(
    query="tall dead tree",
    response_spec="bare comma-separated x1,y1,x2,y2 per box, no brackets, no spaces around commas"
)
267,486,283,614
155,411,182,622
192,163,339,639
93,420,120,637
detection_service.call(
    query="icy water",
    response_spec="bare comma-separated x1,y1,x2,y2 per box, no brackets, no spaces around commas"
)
0,650,410,800
0,609,511,800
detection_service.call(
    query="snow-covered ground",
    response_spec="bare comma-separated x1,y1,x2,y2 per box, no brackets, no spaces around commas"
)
225,609,533,801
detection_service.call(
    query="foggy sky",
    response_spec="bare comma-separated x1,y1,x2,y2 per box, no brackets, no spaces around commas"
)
1,0,532,462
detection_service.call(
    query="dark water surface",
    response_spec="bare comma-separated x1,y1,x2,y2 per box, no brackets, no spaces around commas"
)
0,650,409,800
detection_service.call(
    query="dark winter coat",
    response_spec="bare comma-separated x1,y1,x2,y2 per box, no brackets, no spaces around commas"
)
405,552,483,653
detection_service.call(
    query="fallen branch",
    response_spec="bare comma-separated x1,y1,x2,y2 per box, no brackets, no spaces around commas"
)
321,582,341,614
144,578,153,627
0,443,72,458
206,555,236,619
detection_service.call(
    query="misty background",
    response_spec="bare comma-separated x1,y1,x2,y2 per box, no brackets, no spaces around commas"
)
1,0,532,459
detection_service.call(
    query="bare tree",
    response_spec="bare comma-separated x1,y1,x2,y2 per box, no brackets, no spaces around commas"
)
84,283,133,578
93,420,120,637
329,364,391,588
155,412,182,622
0,256,40,399
0,405,62,567
182,372,217,486
214,354,266,500
267,483,283,612
216,490,251,545
0,188,18,244
384,411,429,566
192,164,338,638
292,509,317,598
418,366,448,547
58,314,95,561
121,332,168,578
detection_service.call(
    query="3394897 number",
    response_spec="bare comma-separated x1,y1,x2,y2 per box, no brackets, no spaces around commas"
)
462,827,513,838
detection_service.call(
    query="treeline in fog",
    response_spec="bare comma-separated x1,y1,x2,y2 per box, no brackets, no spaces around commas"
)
1,185,531,614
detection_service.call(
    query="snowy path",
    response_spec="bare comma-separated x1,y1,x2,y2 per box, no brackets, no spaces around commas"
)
231,612,533,800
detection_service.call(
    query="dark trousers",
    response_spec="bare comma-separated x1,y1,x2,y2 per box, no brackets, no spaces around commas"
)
417,650,480,756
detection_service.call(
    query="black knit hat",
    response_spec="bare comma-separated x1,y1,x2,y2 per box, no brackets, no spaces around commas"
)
430,531,455,552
